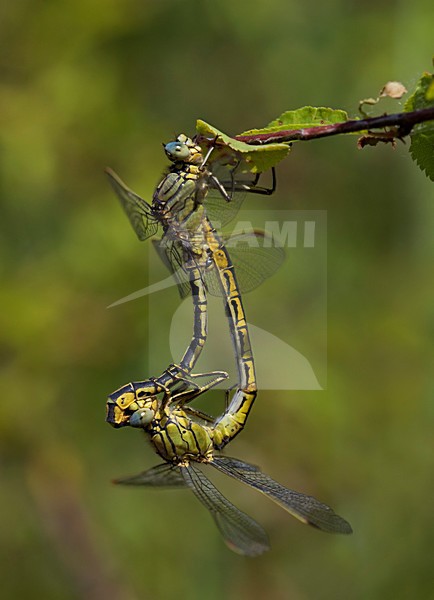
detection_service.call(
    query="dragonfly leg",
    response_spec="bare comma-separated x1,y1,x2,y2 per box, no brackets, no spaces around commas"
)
224,384,238,410
187,370,229,381
220,167,277,196
199,137,218,169
209,173,232,202
171,372,228,405
183,406,215,423
224,158,242,201
164,363,189,379
162,364,228,386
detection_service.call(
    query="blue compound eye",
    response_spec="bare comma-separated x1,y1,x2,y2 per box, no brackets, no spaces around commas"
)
165,141,190,160
130,408,154,428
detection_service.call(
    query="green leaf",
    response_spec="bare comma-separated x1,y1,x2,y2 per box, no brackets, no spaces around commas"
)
240,106,350,136
427,79,434,102
409,132,434,182
196,108,350,173
404,70,434,182
404,71,434,111
196,119,290,173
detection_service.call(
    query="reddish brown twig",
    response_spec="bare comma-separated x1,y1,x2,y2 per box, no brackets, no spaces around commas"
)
234,107,434,145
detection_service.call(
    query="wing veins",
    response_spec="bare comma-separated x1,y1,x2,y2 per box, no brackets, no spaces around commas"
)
212,456,352,534
113,463,186,487
180,463,269,556
105,167,159,241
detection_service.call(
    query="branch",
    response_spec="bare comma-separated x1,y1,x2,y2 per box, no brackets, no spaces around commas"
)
234,107,434,145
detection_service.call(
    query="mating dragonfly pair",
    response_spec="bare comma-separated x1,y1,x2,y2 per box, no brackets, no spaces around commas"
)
105,133,352,555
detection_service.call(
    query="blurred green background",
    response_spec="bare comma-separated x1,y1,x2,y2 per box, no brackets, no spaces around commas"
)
1,1,433,599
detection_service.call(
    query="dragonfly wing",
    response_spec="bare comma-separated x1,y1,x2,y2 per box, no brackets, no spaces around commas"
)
152,238,192,299
212,456,353,534
204,230,285,296
226,230,285,293
105,167,159,241
204,188,246,228
180,463,269,556
113,463,186,487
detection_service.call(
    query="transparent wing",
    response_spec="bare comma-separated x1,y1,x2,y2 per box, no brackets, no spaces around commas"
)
180,463,270,556
204,230,285,296
152,238,193,299
227,230,285,293
154,230,284,299
212,456,353,535
204,188,246,228
113,463,186,487
105,167,159,241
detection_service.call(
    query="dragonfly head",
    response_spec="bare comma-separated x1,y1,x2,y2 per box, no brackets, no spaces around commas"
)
106,382,156,429
164,134,203,165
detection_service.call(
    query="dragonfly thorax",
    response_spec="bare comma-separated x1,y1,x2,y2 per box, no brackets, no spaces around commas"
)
149,404,215,463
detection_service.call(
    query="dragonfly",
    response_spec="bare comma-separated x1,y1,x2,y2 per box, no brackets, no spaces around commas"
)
106,134,352,553
108,381,352,556
106,133,283,444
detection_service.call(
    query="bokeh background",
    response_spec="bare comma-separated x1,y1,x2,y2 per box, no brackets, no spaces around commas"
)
1,1,433,599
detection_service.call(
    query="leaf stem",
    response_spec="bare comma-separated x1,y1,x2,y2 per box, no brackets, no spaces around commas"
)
234,107,434,145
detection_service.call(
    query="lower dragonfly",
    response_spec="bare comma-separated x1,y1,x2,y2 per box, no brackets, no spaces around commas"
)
107,381,352,556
